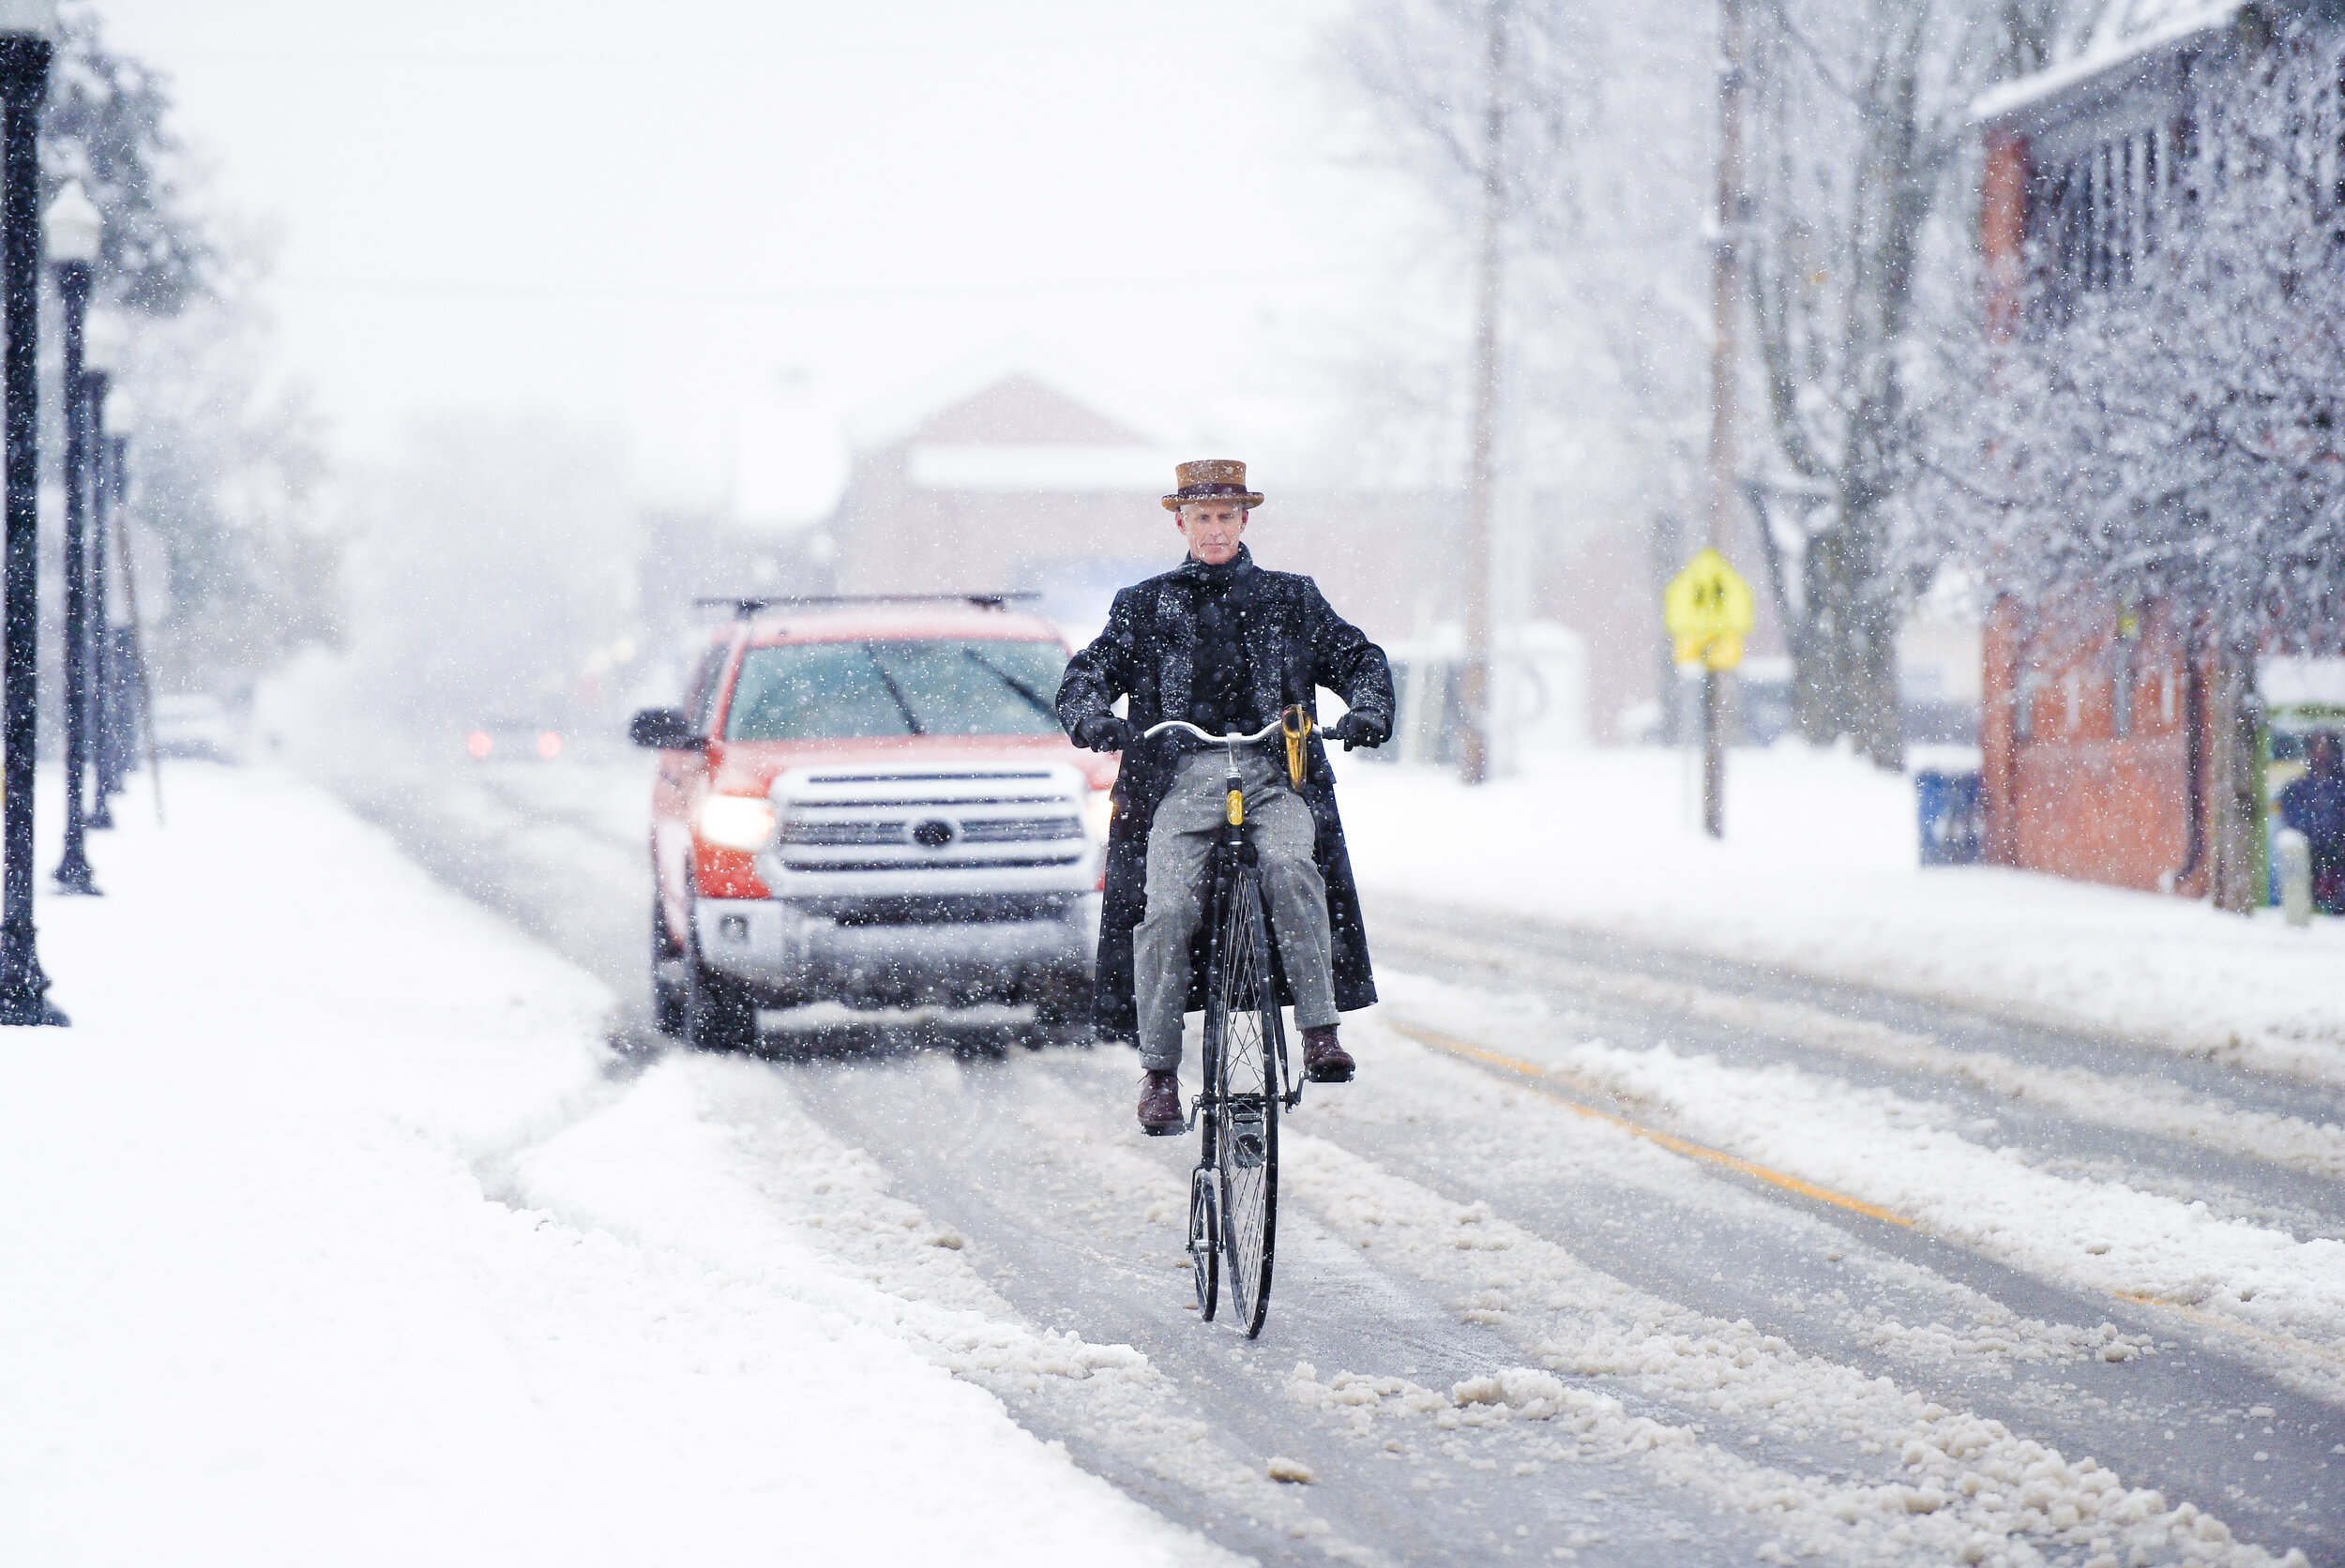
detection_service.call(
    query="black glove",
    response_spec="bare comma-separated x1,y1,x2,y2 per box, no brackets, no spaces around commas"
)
1331,712,1389,751
1077,715,1141,753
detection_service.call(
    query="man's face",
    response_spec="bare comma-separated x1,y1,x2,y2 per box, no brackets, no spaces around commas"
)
1178,501,1248,565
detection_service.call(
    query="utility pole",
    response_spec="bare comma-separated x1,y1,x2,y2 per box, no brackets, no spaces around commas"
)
1458,0,1506,787
1702,0,1748,838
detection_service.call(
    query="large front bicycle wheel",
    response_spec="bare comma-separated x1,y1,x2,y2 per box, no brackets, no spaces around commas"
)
1209,869,1279,1337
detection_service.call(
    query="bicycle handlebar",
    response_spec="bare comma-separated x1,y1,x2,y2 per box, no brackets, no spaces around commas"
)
1142,717,1287,746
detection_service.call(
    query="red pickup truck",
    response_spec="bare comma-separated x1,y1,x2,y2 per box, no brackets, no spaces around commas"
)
629,597,1116,1050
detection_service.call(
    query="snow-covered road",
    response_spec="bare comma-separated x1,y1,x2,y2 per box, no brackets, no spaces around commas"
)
316,755,2341,1565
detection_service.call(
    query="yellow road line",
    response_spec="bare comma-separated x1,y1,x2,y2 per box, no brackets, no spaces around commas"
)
2112,1292,2345,1370
1383,1018,1913,1228
1388,1015,2345,1373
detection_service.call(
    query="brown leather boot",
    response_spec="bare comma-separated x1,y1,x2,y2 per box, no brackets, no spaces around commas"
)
1303,1026,1354,1083
1137,1069,1185,1136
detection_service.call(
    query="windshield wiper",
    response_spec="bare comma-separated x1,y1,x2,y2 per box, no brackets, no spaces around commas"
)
961,648,1057,719
859,645,926,735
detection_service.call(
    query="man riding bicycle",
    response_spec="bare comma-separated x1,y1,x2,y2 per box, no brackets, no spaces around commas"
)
1056,460,1396,1134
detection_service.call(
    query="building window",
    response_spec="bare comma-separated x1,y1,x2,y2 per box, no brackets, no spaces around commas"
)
2036,122,2180,300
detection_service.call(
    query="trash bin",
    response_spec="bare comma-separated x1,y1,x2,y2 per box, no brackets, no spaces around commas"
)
1916,769,1982,867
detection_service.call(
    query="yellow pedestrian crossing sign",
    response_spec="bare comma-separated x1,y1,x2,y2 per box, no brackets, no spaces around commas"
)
1663,548,1755,671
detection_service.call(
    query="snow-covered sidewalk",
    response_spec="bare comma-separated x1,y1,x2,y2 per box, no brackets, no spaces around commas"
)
0,767,1219,1568
1335,745,2345,1086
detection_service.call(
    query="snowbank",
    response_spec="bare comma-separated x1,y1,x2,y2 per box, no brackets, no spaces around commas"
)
1334,745,2345,1085
0,766,1219,1567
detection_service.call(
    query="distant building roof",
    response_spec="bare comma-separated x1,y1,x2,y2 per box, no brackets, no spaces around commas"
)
906,443,1178,493
843,346,1188,455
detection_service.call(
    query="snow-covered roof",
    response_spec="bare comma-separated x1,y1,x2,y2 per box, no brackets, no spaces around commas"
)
840,342,1190,456
2262,656,2345,709
1971,0,2241,125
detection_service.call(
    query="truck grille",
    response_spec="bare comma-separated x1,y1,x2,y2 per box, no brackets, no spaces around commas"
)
779,820,911,847
779,815,1079,847
767,763,1092,876
958,816,1082,843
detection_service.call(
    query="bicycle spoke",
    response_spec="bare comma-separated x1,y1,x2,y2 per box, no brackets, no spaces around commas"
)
1214,873,1278,1337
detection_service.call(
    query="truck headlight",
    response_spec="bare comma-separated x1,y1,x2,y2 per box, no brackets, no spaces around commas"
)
1083,791,1115,845
698,794,777,852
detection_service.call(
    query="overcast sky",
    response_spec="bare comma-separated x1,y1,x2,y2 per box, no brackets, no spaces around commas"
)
96,0,1431,506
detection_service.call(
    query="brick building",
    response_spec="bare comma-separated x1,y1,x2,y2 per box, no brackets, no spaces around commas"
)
1968,1,2333,897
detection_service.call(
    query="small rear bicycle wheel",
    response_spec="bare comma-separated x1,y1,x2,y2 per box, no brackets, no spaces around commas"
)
1188,1167,1219,1320
1210,869,1279,1337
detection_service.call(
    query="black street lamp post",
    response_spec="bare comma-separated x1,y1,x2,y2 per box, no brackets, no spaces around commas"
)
98,388,129,804
79,309,115,829
83,362,108,830
0,0,62,1023
47,176,98,897
93,374,125,806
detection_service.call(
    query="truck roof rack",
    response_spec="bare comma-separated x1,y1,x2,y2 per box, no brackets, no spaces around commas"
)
693,592,1041,618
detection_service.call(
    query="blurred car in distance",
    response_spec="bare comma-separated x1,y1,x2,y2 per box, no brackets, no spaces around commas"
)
152,693,239,763
464,720,565,761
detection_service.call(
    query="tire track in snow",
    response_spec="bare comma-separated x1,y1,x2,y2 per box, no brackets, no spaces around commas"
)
1374,972,2345,1394
1370,893,2345,1097
335,761,2342,1564
500,1048,1349,1564
1379,924,2345,1194
1299,1012,2343,1559
1276,1129,2312,1568
778,1040,1775,1565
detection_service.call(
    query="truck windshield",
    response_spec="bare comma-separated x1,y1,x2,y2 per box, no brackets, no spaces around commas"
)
724,639,1070,741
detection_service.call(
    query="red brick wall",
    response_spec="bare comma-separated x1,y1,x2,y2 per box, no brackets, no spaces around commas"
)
1984,598,2202,892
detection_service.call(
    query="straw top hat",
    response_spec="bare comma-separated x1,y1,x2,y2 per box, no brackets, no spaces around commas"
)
1162,458,1263,512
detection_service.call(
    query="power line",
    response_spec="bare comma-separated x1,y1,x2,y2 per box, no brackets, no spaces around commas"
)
270,263,1383,304
150,29,1208,68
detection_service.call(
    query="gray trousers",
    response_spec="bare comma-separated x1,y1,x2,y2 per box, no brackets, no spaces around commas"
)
1135,749,1339,1071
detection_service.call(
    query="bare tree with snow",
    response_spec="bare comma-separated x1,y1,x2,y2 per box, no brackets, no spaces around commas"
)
1741,0,2079,769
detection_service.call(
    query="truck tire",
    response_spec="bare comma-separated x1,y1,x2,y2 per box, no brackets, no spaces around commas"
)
688,942,760,1052
652,897,688,1038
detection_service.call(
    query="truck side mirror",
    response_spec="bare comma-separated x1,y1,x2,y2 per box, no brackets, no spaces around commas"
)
629,707,704,751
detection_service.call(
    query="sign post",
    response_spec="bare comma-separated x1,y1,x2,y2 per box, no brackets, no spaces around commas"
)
1663,547,1755,838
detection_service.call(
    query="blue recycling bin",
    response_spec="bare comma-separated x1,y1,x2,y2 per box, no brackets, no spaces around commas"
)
1916,769,1982,866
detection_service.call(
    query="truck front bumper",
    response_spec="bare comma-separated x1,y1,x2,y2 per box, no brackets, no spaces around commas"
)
692,895,1097,1008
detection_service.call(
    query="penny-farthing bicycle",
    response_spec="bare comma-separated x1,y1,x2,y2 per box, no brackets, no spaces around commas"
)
1142,709,1313,1338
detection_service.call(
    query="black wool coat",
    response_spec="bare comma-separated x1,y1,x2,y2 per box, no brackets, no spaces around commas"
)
1056,548,1397,1041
